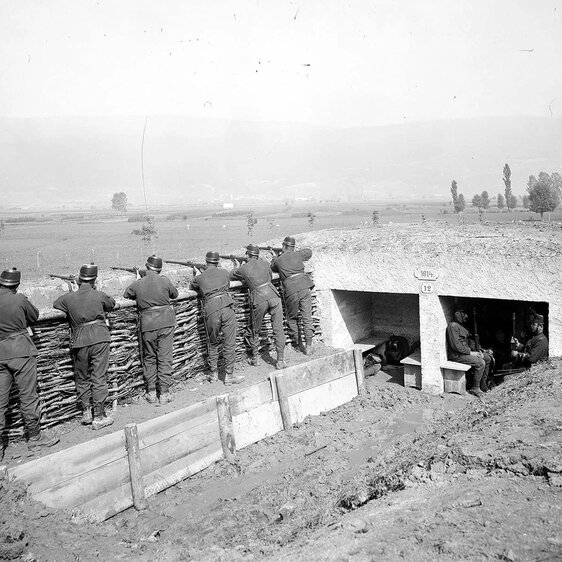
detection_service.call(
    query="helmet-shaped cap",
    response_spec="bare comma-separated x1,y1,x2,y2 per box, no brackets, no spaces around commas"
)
531,312,544,325
0,267,21,287
246,244,260,257
146,255,162,271
206,251,220,264
283,236,296,248
79,263,98,281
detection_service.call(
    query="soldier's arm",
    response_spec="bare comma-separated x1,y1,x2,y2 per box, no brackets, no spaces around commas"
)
525,338,548,364
168,279,179,300
22,295,40,324
102,293,117,312
190,276,200,291
270,258,279,273
229,267,244,282
299,248,313,261
447,324,471,355
123,282,137,300
52,295,66,313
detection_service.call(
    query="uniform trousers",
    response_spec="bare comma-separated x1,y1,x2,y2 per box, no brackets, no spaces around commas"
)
284,288,313,346
206,306,236,374
450,353,485,391
244,297,285,356
71,341,110,416
0,357,41,439
142,326,174,393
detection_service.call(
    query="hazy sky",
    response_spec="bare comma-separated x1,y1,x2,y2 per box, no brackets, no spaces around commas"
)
1,0,561,127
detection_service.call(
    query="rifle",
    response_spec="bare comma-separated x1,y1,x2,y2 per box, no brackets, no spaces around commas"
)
49,273,77,292
111,266,146,278
219,254,248,264
258,245,283,256
164,259,207,270
510,312,517,353
472,307,481,352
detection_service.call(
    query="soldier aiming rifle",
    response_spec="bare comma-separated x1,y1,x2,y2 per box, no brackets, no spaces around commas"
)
49,273,78,292
164,259,207,271
219,254,248,264
111,266,147,278
258,246,283,256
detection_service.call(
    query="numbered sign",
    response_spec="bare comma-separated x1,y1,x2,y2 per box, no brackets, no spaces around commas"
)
419,282,434,295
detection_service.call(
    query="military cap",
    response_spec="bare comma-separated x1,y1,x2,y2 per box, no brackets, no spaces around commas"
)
531,313,544,325
146,255,162,271
205,251,220,264
246,244,260,257
79,263,98,281
0,267,21,287
282,236,296,248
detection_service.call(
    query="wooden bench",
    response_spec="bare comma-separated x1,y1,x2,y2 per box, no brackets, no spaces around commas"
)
353,336,389,355
440,360,471,394
400,350,421,389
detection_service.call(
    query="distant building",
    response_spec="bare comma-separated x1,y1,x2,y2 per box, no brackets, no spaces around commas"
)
223,203,234,210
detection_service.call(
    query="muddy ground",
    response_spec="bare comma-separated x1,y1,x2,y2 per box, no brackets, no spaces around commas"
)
1,358,561,562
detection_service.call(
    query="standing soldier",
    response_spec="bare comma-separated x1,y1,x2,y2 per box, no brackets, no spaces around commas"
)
230,244,286,370
191,251,244,385
270,236,315,355
123,255,178,404
0,268,59,459
53,264,116,430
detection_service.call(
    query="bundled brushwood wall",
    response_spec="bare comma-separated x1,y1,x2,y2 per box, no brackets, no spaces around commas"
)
4,281,322,440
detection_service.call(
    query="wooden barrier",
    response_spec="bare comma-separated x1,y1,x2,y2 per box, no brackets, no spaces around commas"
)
7,349,362,522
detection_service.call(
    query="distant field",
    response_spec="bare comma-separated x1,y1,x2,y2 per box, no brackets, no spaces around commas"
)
1,201,559,282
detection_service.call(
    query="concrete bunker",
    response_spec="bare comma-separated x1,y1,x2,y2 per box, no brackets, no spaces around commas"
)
330,289,420,360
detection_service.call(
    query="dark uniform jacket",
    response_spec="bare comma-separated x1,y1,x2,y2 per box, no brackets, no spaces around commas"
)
191,267,233,316
53,284,116,348
523,333,549,364
0,287,39,360
270,249,313,297
229,259,279,305
446,321,472,359
123,270,178,332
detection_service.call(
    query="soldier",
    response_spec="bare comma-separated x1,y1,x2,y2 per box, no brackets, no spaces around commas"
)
270,236,314,354
230,244,287,370
446,307,487,397
0,268,59,459
190,251,244,385
123,255,178,404
53,264,116,430
511,312,549,367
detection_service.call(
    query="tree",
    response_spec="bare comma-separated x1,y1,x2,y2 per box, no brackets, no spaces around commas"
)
372,210,380,225
481,191,490,211
503,164,514,212
457,193,466,213
507,193,518,211
307,211,315,228
246,211,257,236
527,172,561,220
497,193,505,212
111,192,128,214
471,194,483,213
522,194,530,209
0,218,4,237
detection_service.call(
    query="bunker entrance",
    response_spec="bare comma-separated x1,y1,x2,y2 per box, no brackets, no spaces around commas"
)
332,290,420,366
439,296,549,369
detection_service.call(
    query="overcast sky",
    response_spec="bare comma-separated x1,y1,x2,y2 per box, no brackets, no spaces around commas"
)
1,0,561,127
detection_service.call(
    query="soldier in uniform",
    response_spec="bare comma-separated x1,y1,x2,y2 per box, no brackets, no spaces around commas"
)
446,307,487,397
0,268,59,459
53,264,116,430
124,255,178,404
190,251,244,385
230,244,287,370
511,312,549,367
270,236,315,354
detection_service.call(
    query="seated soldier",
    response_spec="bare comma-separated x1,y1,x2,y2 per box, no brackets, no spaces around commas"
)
511,312,549,367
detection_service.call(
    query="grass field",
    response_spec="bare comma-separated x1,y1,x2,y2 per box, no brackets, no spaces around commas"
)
1,201,560,282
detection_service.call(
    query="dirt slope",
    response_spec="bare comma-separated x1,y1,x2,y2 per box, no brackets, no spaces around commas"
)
1,360,561,562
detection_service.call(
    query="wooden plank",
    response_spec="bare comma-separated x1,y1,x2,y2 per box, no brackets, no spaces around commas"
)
34,411,218,510
232,402,284,450
352,336,389,353
403,364,422,389
281,350,355,396
288,373,358,425
10,429,126,495
274,374,292,430
229,380,274,417
353,347,366,396
401,351,422,366
216,394,236,462
73,442,223,523
440,360,471,372
124,424,148,511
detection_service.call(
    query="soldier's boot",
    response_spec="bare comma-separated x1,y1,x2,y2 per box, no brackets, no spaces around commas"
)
28,432,60,451
247,352,261,367
145,390,158,404
207,367,219,383
81,408,93,425
303,340,315,356
224,369,245,386
92,412,114,431
276,352,287,370
159,391,173,404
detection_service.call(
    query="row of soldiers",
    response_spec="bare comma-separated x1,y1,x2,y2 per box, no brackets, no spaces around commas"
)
0,236,313,459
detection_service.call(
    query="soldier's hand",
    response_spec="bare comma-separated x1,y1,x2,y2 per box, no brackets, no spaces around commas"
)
511,350,519,358
192,266,201,276
511,337,519,346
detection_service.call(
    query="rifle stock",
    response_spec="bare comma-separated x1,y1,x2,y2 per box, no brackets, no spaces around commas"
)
258,246,283,255
472,307,481,352
164,259,207,270
49,273,77,282
219,254,248,263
